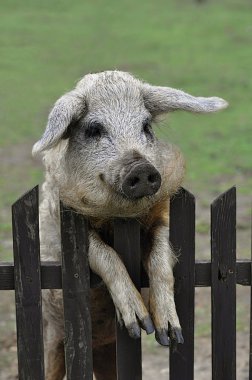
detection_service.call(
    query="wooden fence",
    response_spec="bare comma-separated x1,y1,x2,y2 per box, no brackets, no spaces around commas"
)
0,185,251,379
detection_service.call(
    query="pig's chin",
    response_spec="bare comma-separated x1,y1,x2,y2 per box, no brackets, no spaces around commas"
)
80,190,157,218
107,191,159,218
119,190,153,203
75,177,163,218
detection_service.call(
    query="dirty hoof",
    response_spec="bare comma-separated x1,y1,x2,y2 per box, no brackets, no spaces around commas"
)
127,322,141,339
140,316,155,335
170,327,184,344
155,328,170,346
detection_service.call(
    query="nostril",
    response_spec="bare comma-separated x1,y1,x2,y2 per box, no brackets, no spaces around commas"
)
122,162,161,199
148,174,157,184
99,173,105,182
129,176,140,188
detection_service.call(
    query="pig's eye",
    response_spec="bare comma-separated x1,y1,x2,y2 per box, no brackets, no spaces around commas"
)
142,121,153,139
85,122,105,139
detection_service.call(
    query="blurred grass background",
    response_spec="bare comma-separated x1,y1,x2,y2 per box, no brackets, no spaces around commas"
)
1,1,251,168
1,0,252,256
0,1,251,376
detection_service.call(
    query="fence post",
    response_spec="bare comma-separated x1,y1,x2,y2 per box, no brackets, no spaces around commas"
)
60,204,93,380
114,219,142,380
12,186,45,380
169,188,195,380
250,210,252,380
211,187,236,380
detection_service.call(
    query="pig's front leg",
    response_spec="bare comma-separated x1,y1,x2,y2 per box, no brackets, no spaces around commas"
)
88,231,154,338
144,225,184,346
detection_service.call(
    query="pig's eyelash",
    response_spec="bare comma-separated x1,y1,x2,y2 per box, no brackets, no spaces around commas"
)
142,120,154,140
85,121,106,139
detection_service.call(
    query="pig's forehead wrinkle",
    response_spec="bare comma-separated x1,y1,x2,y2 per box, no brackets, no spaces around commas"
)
86,84,142,109
77,71,151,133
85,91,150,126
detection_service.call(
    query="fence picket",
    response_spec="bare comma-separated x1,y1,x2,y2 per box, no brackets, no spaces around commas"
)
12,186,45,380
211,187,236,380
60,204,93,380
114,219,142,380
169,188,195,380
250,215,252,380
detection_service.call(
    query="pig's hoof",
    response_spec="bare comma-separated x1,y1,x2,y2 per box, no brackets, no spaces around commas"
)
170,327,184,345
155,328,170,346
140,315,155,335
127,322,141,339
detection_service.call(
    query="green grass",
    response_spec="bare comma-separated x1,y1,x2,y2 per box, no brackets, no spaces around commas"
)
0,0,251,190
0,0,252,260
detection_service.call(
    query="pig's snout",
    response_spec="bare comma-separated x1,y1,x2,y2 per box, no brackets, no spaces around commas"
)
122,162,161,199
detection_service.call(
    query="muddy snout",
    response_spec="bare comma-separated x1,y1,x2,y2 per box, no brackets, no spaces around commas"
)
122,162,161,199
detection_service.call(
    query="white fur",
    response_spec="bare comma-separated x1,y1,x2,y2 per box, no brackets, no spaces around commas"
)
34,71,227,378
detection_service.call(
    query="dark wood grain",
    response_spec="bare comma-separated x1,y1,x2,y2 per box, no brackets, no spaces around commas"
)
1,186,251,379
169,188,195,380
60,204,93,380
114,219,142,380
12,186,45,380
0,262,15,290
1,260,251,290
211,187,236,380
236,260,251,286
249,213,252,380
195,260,251,287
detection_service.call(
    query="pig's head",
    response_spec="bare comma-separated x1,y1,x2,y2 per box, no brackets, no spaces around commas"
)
33,71,228,218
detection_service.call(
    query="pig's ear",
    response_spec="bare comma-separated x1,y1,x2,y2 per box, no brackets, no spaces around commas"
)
142,84,228,115
32,90,85,155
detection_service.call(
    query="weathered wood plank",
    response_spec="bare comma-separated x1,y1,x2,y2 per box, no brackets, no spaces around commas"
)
169,188,195,380
0,263,15,290
249,215,252,380
41,261,62,289
60,205,93,380
195,260,251,287
195,261,211,286
0,260,251,290
114,219,142,380
236,259,251,286
211,187,236,380
12,186,45,380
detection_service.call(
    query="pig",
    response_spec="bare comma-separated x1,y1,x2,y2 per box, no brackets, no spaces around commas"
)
33,70,228,379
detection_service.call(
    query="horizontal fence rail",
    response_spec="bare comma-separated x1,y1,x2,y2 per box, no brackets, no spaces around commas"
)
1,261,251,290
0,186,251,380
